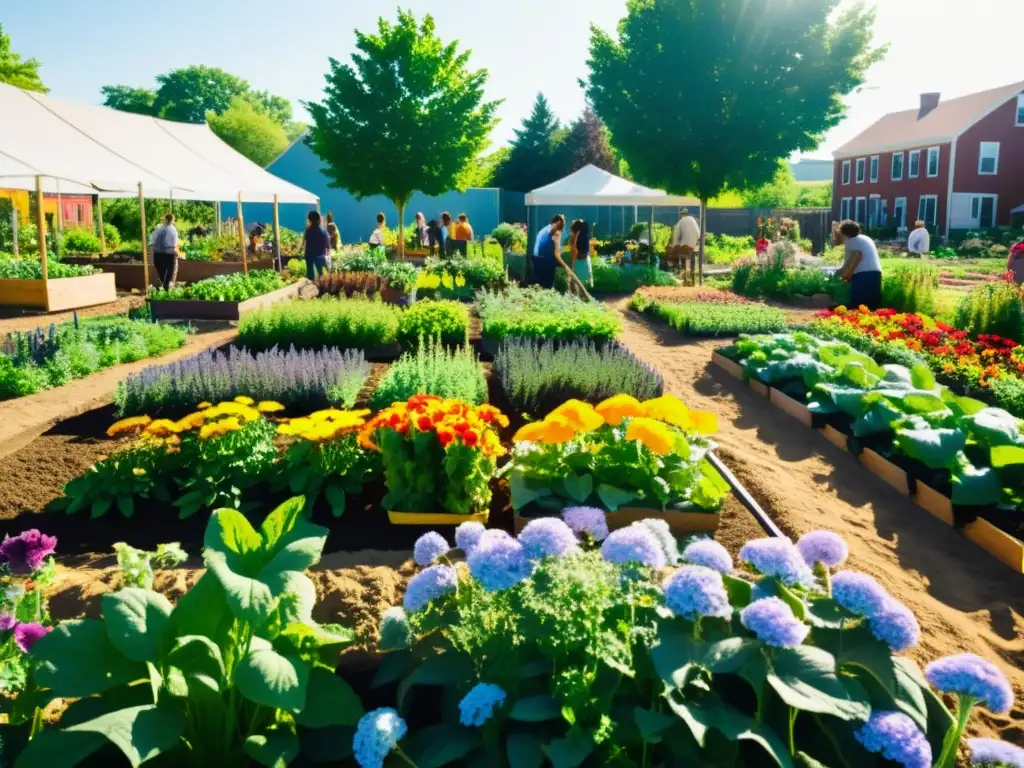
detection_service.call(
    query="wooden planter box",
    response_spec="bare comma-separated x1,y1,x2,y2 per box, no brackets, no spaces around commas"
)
388,510,488,525
0,273,117,312
514,504,720,536
820,424,848,451
711,352,744,380
769,388,813,426
914,482,954,525
63,258,275,292
964,518,1024,574
748,379,770,398
148,280,304,321
858,447,909,495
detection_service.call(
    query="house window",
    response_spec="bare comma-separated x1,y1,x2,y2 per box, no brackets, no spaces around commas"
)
926,147,940,177
894,197,907,229
978,142,1000,175
870,156,879,183
918,195,938,227
855,158,866,183
1017,94,1024,127
891,152,904,181
869,196,881,227
970,195,998,229
855,197,867,224
76,203,86,224
840,198,852,220
908,150,920,178
841,160,851,185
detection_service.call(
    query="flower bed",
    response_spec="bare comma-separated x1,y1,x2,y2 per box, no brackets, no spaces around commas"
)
370,339,485,411
478,285,622,346
631,292,787,336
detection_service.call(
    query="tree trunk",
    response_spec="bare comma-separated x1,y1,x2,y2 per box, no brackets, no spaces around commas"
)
698,197,707,286
396,201,406,261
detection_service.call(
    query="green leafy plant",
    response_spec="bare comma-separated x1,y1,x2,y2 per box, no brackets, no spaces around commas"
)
397,299,469,347
149,271,285,302
478,285,622,342
238,296,400,351
0,258,98,280
113,541,188,590
881,265,938,314
953,280,1024,342
490,222,527,253
555,261,679,294
632,296,787,336
371,337,486,410
59,227,103,255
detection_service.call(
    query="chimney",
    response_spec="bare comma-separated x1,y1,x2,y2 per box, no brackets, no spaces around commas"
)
918,92,941,120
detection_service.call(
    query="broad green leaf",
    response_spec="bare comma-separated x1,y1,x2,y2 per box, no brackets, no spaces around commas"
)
894,427,965,469
101,589,173,663
901,392,948,414
837,630,928,730
881,364,914,387
704,638,760,673
235,637,309,712
397,651,473,706
651,623,705,688
633,707,675,743
33,620,148,698
992,444,1024,468
805,599,852,630
260,499,328,574
295,667,364,728
910,363,936,391
964,408,1024,448
562,473,593,503
204,509,262,573
507,732,545,768
721,574,752,608
894,657,956,753
595,483,636,511
401,723,482,768
294,725,353,763
509,695,562,722
372,650,414,688
839,361,879,390
796,752,830,768
244,730,299,768
324,484,347,516
767,646,870,721
510,473,550,510
64,705,184,768
543,729,594,768
205,550,275,626
165,635,224,698
264,570,317,626
12,728,105,768
664,696,793,767
169,573,230,642
951,463,1003,507
814,384,869,418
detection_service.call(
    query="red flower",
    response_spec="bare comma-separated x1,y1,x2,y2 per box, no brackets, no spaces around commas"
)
416,415,432,432
437,429,454,447
462,429,479,447
453,421,469,434
388,412,403,427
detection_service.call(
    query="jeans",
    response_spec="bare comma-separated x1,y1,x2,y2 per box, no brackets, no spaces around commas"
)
306,254,328,281
153,252,177,290
850,270,882,310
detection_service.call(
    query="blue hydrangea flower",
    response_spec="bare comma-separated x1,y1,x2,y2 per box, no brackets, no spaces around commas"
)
458,682,507,727
561,506,609,541
378,606,411,651
740,598,809,648
633,519,680,565
518,518,580,561
467,536,533,592
795,530,848,569
738,538,815,587
663,566,732,621
413,531,450,566
853,711,932,768
353,707,407,768
681,538,733,574
455,521,487,554
832,570,890,617
968,737,1024,768
600,526,666,570
869,599,920,652
925,654,1014,715
403,564,457,613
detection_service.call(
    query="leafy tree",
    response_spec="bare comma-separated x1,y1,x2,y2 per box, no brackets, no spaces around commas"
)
492,93,567,193
457,147,510,189
585,0,885,279
306,10,499,258
741,160,799,209
0,22,47,92
153,65,250,123
797,181,833,209
100,85,158,115
561,103,617,174
208,97,290,167
243,89,307,142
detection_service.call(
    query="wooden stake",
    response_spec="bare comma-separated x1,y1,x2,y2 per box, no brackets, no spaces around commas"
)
35,175,48,310
96,196,107,257
139,182,149,291
237,193,248,275
272,194,281,270
10,202,18,258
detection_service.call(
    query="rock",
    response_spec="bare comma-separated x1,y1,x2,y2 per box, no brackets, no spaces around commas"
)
298,282,320,300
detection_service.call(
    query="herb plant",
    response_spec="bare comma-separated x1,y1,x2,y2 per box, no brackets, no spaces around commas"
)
149,270,286,302
238,297,400,351
113,541,188,589
371,337,486,410
478,286,622,342
396,299,469,347
632,295,787,336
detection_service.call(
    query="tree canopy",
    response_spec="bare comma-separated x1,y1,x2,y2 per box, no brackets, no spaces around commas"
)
99,85,157,116
152,66,249,124
740,160,800,209
208,97,290,168
562,103,618,175
305,9,499,255
0,23,47,93
492,93,567,193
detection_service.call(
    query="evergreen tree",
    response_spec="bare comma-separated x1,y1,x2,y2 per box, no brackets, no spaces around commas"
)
493,93,567,192
562,103,617,174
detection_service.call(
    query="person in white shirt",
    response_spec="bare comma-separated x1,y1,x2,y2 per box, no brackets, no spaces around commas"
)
907,220,930,256
368,212,386,247
669,208,701,278
837,220,883,309
150,213,180,290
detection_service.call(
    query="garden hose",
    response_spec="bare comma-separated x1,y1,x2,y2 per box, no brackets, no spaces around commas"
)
706,452,787,539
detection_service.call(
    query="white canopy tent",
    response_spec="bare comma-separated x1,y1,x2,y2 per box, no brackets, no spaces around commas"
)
525,164,698,208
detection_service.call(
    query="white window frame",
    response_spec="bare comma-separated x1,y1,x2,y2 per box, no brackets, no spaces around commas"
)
841,160,851,185
869,156,879,183
868,194,881,227
891,152,904,181
855,158,866,184
855,196,867,224
840,198,852,220
893,197,907,229
1016,94,1024,127
970,194,999,229
908,150,921,179
978,142,1000,175
926,146,940,178
918,195,938,227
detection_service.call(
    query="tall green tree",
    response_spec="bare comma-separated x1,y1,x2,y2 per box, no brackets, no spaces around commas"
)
492,93,566,193
153,65,250,123
0,23,47,92
457,147,511,189
306,10,499,257
100,85,157,115
208,97,290,167
741,160,799,209
561,103,617,174
585,0,885,278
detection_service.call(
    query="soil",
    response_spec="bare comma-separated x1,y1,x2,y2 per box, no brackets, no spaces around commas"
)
0,294,145,333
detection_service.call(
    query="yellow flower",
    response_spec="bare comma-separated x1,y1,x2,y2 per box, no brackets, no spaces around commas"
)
625,418,676,455
172,412,207,432
257,400,286,414
107,415,153,437
513,415,578,444
277,417,314,436
549,399,604,433
642,395,693,430
234,396,255,405
144,419,178,438
132,467,147,477
689,410,719,436
595,394,645,426
199,416,242,440
196,401,212,410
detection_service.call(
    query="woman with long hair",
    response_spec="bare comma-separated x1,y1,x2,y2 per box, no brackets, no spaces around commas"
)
569,219,593,290
415,212,429,248
303,210,330,280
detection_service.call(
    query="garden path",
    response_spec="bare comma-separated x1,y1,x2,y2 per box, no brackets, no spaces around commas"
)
609,297,1024,745
0,294,145,333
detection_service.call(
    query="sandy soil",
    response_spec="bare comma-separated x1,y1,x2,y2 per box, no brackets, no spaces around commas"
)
610,297,1024,745
0,294,145,333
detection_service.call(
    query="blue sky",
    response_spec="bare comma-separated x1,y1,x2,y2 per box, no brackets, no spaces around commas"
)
4,0,1022,161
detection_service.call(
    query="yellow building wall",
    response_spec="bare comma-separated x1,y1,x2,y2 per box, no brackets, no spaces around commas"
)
0,190,31,224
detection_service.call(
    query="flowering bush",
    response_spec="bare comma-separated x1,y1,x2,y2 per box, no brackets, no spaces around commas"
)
359,395,507,516
503,394,729,516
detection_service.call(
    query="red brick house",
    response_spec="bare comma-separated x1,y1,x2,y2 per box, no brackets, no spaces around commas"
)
832,81,1024,238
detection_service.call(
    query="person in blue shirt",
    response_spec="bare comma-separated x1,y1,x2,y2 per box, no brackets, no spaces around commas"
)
533,215,565,289
303,211,331,281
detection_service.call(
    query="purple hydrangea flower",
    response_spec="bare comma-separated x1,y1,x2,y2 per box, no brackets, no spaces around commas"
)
458,682,507,727
832,570,890,617
663,566,732,621
353,708,407,768
0,529,57,576
869,599,920,652
403,564,457,613
738,538,815,588
13,622,51,653
455,521,487,554
561,506,609,541
600,526,666,570
0,615,16,632
681,538,733,574
740,598,809,648
467,536,533,592
413,531,450,566
925,654,1014,715
633,519,680,565
518,518,580,561
853,711,932,768
968,738,1024,767
795,531,848,569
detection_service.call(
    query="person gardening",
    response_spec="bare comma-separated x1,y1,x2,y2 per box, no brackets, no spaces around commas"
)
1008,239,1024,286
569,219,593,291
836,220,883,310
907,220,930,256
669,208,700,282
150,212,180,291
303,211,331,281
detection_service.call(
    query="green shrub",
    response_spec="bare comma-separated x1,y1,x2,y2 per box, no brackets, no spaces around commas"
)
881,265,938,314
990,374,1024,417
60,227,103,254
953,280,1024,341
555,261,678,294
639,299,787,336
150,271,285,302
732,259,849,304
478,285,622,342
238,296,400,351
115,239,142,253
101,223,121,252
490,222,527,253
371,337,486,410
705,233,755,264
397,299,468,346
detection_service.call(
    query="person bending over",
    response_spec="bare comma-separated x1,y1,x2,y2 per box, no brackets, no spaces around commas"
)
836,220,882,310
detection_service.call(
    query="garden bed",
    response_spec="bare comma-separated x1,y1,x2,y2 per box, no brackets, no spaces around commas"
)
62,257,276,291
148,279,306,321
0,273,117,312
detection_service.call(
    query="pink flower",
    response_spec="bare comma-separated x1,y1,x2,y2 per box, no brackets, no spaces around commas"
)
13,622,51,652
0,529,57,576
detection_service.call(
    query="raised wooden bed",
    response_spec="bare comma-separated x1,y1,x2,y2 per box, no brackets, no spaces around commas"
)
711,352,744,380
148,279,305,321
63,257,276,292
0,273,117,312
858,448,910,495
769,388,813,426
915,482,954,525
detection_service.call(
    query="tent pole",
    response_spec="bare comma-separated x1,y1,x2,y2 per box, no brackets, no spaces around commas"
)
139,183,149,291
315,198,321,216
236,193,248,276
272,194,282,271
35,175,49,311
11,203,18,258
96,196,107,257
215,202,222,235
56,179,63,236
648,209,655,267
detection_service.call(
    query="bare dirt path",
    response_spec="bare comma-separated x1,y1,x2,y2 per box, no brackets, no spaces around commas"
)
609,297,1024,744
0,295,145,334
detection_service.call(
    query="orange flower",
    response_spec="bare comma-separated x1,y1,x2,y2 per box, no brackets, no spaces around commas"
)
462,429,480,447
172,412,207,432
549,399,604,432
144,419,178,438
513,415,577,444
625,418,676,455
641,395,692,430
107,415,152,437
595,394,645,426
689,410,719,436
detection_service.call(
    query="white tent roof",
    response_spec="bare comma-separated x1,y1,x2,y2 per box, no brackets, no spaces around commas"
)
525,164,699,207
0,82,317,203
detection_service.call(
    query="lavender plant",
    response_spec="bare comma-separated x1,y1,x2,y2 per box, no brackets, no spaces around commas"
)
115,345,371,416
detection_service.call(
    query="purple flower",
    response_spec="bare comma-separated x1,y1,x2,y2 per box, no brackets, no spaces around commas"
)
600,526,666,570
738,538,814,588
0,615,16,632
518,518,580,561
681,538,733,574
853,711,932,768
13,622,51,653
795,531,848,569
832,570,890,617
353,708,407,768
458,682,507,727
740,598,809,648
413,531,450,566
467,536,533,592
633,519,680,565
0,529,57,576
561,506,609,541
403,564,457,613
925,654,1014,714
869,599,920,652
968,738,1024,767
663,566,732,621
455,521,486,554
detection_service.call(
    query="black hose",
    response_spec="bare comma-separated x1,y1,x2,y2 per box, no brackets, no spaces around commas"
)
707,452,786,539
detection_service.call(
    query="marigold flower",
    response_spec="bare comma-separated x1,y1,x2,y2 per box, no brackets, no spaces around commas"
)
416,415,433,432
462,429,480,448
596,394,645,426
234,396,255,405
689,410,719,436
513,415,577,444
549,399,604,432
641,395,691,429
257,401,285,413
625,417,676,455
144,419,178,438
199,416,242,440
107,415,152,437
437,428,455,447
171,412,206,432
196,401,212,410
